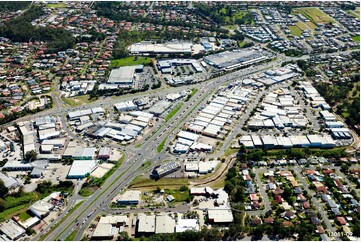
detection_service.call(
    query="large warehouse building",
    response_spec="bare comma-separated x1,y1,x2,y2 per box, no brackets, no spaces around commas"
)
106,65,143,88
129,41,192,55
204,49,269,70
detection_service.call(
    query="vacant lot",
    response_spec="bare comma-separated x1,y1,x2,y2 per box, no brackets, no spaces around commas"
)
294,7,334,24
288,25,302,36
111,57,152,68
130,178,189,191
62,94,95,107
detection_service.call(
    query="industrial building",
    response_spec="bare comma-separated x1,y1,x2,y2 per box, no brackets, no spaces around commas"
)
107,65,143,88
0,219,25,241
155,214,176,234
157,59,203,74
129,41,192,55
152,161,181,178
173,83,253,153
29,193,57,218
207,209,234,224
0,172,20,190
137,214,156,235
239,134,336,149
254,66,301,86
248,90,309,129
67,160,98,179
91,215,129,240
117,190,141,205
98,147,112,160
204,48,270,70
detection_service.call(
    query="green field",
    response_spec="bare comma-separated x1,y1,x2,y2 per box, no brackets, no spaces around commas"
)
62,94,95,107
288,25,302,36
352,35,360,42
304,21,317,29
45,2,67,8
294,7,334,24
165,102,184,122
111,57,152,68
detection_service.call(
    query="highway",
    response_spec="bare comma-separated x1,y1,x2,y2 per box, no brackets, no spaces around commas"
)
33,57,276,241
20,48,357,241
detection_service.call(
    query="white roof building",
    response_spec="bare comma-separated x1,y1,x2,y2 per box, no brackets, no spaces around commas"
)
155,214,176,234
67,160,98,179
0,220,25,240
175,218,199,233
207,209,234,223
137,214,156,233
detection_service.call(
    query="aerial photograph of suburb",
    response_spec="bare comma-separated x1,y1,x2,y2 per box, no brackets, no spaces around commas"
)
0,0,359,241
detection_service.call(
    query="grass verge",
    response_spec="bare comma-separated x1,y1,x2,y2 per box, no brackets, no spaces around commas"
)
157,138,166,153
65,229,78,241
39,201,85,241
165,102,184,122
78,153,125,197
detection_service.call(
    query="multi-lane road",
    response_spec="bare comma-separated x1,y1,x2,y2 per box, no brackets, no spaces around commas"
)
14,49,356,241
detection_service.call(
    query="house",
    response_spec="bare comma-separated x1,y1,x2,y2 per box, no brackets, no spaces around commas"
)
249,194,259,201
284,210,296,220
336,216,347,225
263,217,274,224
310,217,321,225
303,202,311,209
282,221,293,227
316,225,325,234
275,195,283,204
250,218,262,226
297,194,307,202
267,182,276,190
273,187,284,195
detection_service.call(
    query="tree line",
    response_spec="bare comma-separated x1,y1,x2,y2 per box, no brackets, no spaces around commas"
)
0,6,75,53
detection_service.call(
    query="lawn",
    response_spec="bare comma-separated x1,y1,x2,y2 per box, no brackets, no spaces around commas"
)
18,211,32,221
165,102,184,122
294,7,335,24
288,25,302,36
157,138,166,153
130,178,189,191
62,94,96,107
111,57,152,68
351,35,360,42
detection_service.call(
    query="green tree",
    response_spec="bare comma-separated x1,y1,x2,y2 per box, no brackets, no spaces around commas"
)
25,150,37,161
0,181,8,199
